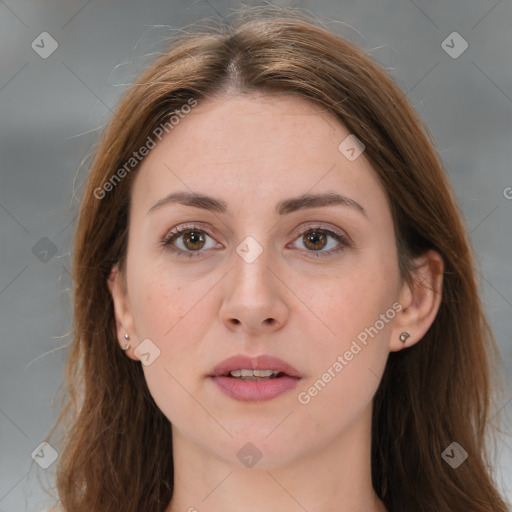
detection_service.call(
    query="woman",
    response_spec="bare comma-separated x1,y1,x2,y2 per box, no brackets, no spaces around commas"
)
44,6,510,512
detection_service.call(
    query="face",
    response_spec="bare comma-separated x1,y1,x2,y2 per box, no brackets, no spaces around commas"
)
110,92,408,469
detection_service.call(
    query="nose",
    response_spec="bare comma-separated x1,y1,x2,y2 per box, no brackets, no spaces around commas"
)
219,244,289,336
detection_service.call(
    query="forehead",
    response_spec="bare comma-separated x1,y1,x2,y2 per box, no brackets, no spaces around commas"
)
131,93,389,221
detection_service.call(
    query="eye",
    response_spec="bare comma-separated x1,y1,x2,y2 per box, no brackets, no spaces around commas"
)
161,224,219,258
289,226,349,258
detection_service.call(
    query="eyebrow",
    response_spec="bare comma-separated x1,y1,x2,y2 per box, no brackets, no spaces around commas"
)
147,191,368,218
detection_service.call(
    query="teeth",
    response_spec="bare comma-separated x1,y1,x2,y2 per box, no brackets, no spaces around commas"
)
229,369,279,378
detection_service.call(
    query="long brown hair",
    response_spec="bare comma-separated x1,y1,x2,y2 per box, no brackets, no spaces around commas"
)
43,6,510,511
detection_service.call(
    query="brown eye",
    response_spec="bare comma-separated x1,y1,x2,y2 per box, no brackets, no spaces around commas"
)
181,230,206,251
302,230,328,251
290,227,349,257
162,225,218,258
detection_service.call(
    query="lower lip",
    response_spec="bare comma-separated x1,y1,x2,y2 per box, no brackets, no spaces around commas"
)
210,375,301,402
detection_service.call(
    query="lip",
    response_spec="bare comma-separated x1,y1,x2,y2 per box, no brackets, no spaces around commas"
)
208,354,302,403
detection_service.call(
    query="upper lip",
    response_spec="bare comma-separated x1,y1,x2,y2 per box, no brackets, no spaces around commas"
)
209,354,302,378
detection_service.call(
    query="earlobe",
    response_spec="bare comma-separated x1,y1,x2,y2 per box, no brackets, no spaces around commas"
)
390,249,444,352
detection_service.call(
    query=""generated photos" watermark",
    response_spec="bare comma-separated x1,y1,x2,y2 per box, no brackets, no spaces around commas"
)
297,301,403,405
94,97,198,200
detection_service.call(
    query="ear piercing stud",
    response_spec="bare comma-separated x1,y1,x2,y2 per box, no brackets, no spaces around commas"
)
399,332,410,343
121,333,130,351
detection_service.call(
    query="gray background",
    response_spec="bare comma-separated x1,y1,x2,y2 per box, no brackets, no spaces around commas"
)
1,0,511,510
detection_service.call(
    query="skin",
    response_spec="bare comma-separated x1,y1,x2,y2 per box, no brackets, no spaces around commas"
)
108,93,443,512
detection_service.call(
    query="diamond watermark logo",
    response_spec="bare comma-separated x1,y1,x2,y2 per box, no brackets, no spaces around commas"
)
236,236,263,264
31,32,58,59
134,338,161,366
442,441,468,468
237,442,262,468
338,134,365,161
441,32,468,59
31,441,59,469
32,237,58,263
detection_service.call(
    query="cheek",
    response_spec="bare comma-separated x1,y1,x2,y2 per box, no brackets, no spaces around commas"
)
130,272,204,425
294,280,394,435
129,257,200,339
127,261,213,401
311,251,399,337
296,251,398,399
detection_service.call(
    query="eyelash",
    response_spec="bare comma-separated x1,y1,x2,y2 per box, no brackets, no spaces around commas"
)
160,223,350,259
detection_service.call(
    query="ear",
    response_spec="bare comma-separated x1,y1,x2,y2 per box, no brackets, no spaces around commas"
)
389,249,444,352
107,263,139,360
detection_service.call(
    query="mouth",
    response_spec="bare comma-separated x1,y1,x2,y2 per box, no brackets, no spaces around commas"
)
208,354,302,402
